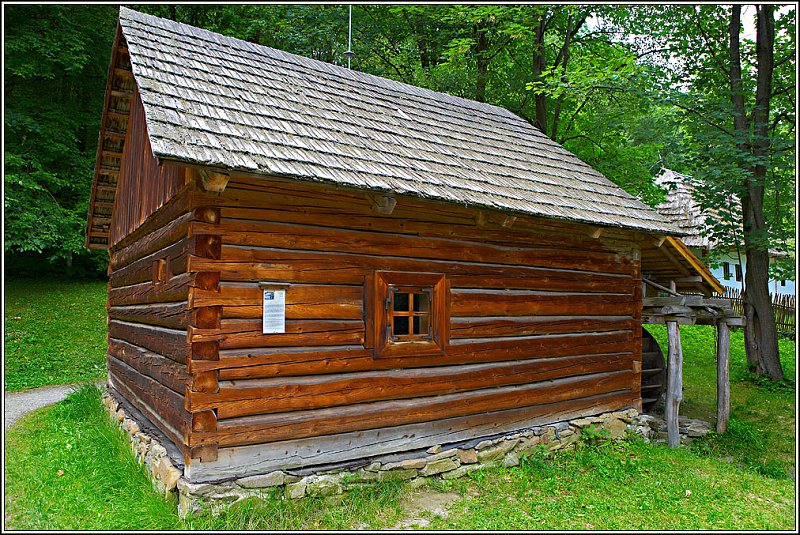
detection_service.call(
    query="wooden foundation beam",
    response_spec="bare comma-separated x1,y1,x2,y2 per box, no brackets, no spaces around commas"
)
716,320,731,433
665,320,683,448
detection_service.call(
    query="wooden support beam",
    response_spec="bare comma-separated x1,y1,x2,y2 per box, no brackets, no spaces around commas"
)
501,215,517,228
654,236,667,248
591,228,603,239
674,276,703,283
665,320,683,448
716,320,730,434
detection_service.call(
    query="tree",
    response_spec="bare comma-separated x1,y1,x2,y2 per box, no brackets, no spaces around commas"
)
4,5,118,276
623,5,795,380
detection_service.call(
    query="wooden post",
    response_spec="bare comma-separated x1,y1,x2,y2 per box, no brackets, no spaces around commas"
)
716,319,731,433
665,319,683,447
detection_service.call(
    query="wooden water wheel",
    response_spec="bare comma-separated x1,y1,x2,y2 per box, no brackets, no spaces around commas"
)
641,329,667,413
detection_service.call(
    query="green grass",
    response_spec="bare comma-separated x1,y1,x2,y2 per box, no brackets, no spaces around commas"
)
4,279,108,391
644,324,796,479
425,438,795,530
3,386,408,530
3,385,177,530
3,302,796,529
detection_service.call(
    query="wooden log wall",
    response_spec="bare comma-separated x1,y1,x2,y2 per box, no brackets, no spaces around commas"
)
181,174,645,469
108,86,184,248
105,92,198,459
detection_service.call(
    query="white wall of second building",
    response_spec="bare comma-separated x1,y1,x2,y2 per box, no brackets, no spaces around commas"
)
709,251,795,296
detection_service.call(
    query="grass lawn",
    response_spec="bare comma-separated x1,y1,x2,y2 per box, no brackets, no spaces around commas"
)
3,309,796,529
4,279,108,391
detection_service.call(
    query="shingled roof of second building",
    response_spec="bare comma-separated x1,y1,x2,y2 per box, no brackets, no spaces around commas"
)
117,7,680,235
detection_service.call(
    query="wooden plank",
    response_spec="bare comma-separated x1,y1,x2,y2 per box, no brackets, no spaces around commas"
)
108,320,188,364
197,329,633,380
716,321,730,434
107,355,189,433
198,370,634,444
191,219,633,275
665,321,683,448
108,338,190,394
192,247,634,293
86,24,123,251
189,353,632,416
452,316,633,338
212,197,609,251
108,302,189,330
189,319,365,349
111,187,190,253
110,210,192,270
665,237,724,295
108,370,188,456
109,237,191,288
108,272,192,306
192,283,363,320
184,390,634,481
197,175,632,251
451,290,637,317
643,296,705,307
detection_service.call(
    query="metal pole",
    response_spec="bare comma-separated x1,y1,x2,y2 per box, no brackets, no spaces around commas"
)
348,5,352,69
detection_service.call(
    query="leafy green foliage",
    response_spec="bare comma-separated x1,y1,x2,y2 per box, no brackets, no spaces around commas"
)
4,5,116,274
5,5,793,276
4,279,108,391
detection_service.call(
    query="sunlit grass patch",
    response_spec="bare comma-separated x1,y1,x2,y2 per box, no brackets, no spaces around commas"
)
4,279,108,391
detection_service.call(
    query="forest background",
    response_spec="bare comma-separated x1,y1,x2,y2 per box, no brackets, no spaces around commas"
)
3,4,796,374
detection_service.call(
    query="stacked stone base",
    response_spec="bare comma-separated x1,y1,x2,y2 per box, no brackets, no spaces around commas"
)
101,387,711,518
174,409,639,517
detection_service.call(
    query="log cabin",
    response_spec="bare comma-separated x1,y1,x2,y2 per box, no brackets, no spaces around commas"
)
87,8,725,484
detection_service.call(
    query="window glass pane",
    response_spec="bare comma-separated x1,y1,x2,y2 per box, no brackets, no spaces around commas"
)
413,315,429,336
393,316,409,336
414,292,430,312
393,292,409,311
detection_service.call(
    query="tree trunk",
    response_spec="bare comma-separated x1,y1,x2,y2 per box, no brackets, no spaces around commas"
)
729,4,783,380
474,21,489,103
550,14,574,141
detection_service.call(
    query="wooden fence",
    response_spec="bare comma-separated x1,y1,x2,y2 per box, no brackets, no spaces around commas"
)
717,288,796,334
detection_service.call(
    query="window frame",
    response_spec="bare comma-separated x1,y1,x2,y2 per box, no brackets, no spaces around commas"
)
735,263,743,282
722,261,731,281
370,271,449,358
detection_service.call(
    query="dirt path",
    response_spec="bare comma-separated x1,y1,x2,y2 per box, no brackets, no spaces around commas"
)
4,382,104,429
390,490,462,530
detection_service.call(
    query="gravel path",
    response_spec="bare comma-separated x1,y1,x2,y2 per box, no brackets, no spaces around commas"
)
4,382,104,429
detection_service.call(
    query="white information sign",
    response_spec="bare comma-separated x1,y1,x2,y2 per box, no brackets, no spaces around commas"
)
261,287,286,334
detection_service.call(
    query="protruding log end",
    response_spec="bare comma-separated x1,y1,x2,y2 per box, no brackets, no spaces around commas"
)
366,192,397,215
198,170,230,194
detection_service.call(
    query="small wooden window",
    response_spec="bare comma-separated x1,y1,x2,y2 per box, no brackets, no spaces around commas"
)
735,263,743,282
371,271,448,358
722,262,731,281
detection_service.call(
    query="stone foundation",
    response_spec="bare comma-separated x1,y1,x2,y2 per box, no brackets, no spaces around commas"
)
102,387,711,518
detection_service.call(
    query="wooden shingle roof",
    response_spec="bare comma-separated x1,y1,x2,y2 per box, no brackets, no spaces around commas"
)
653,168,734,249
87,7,683,249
